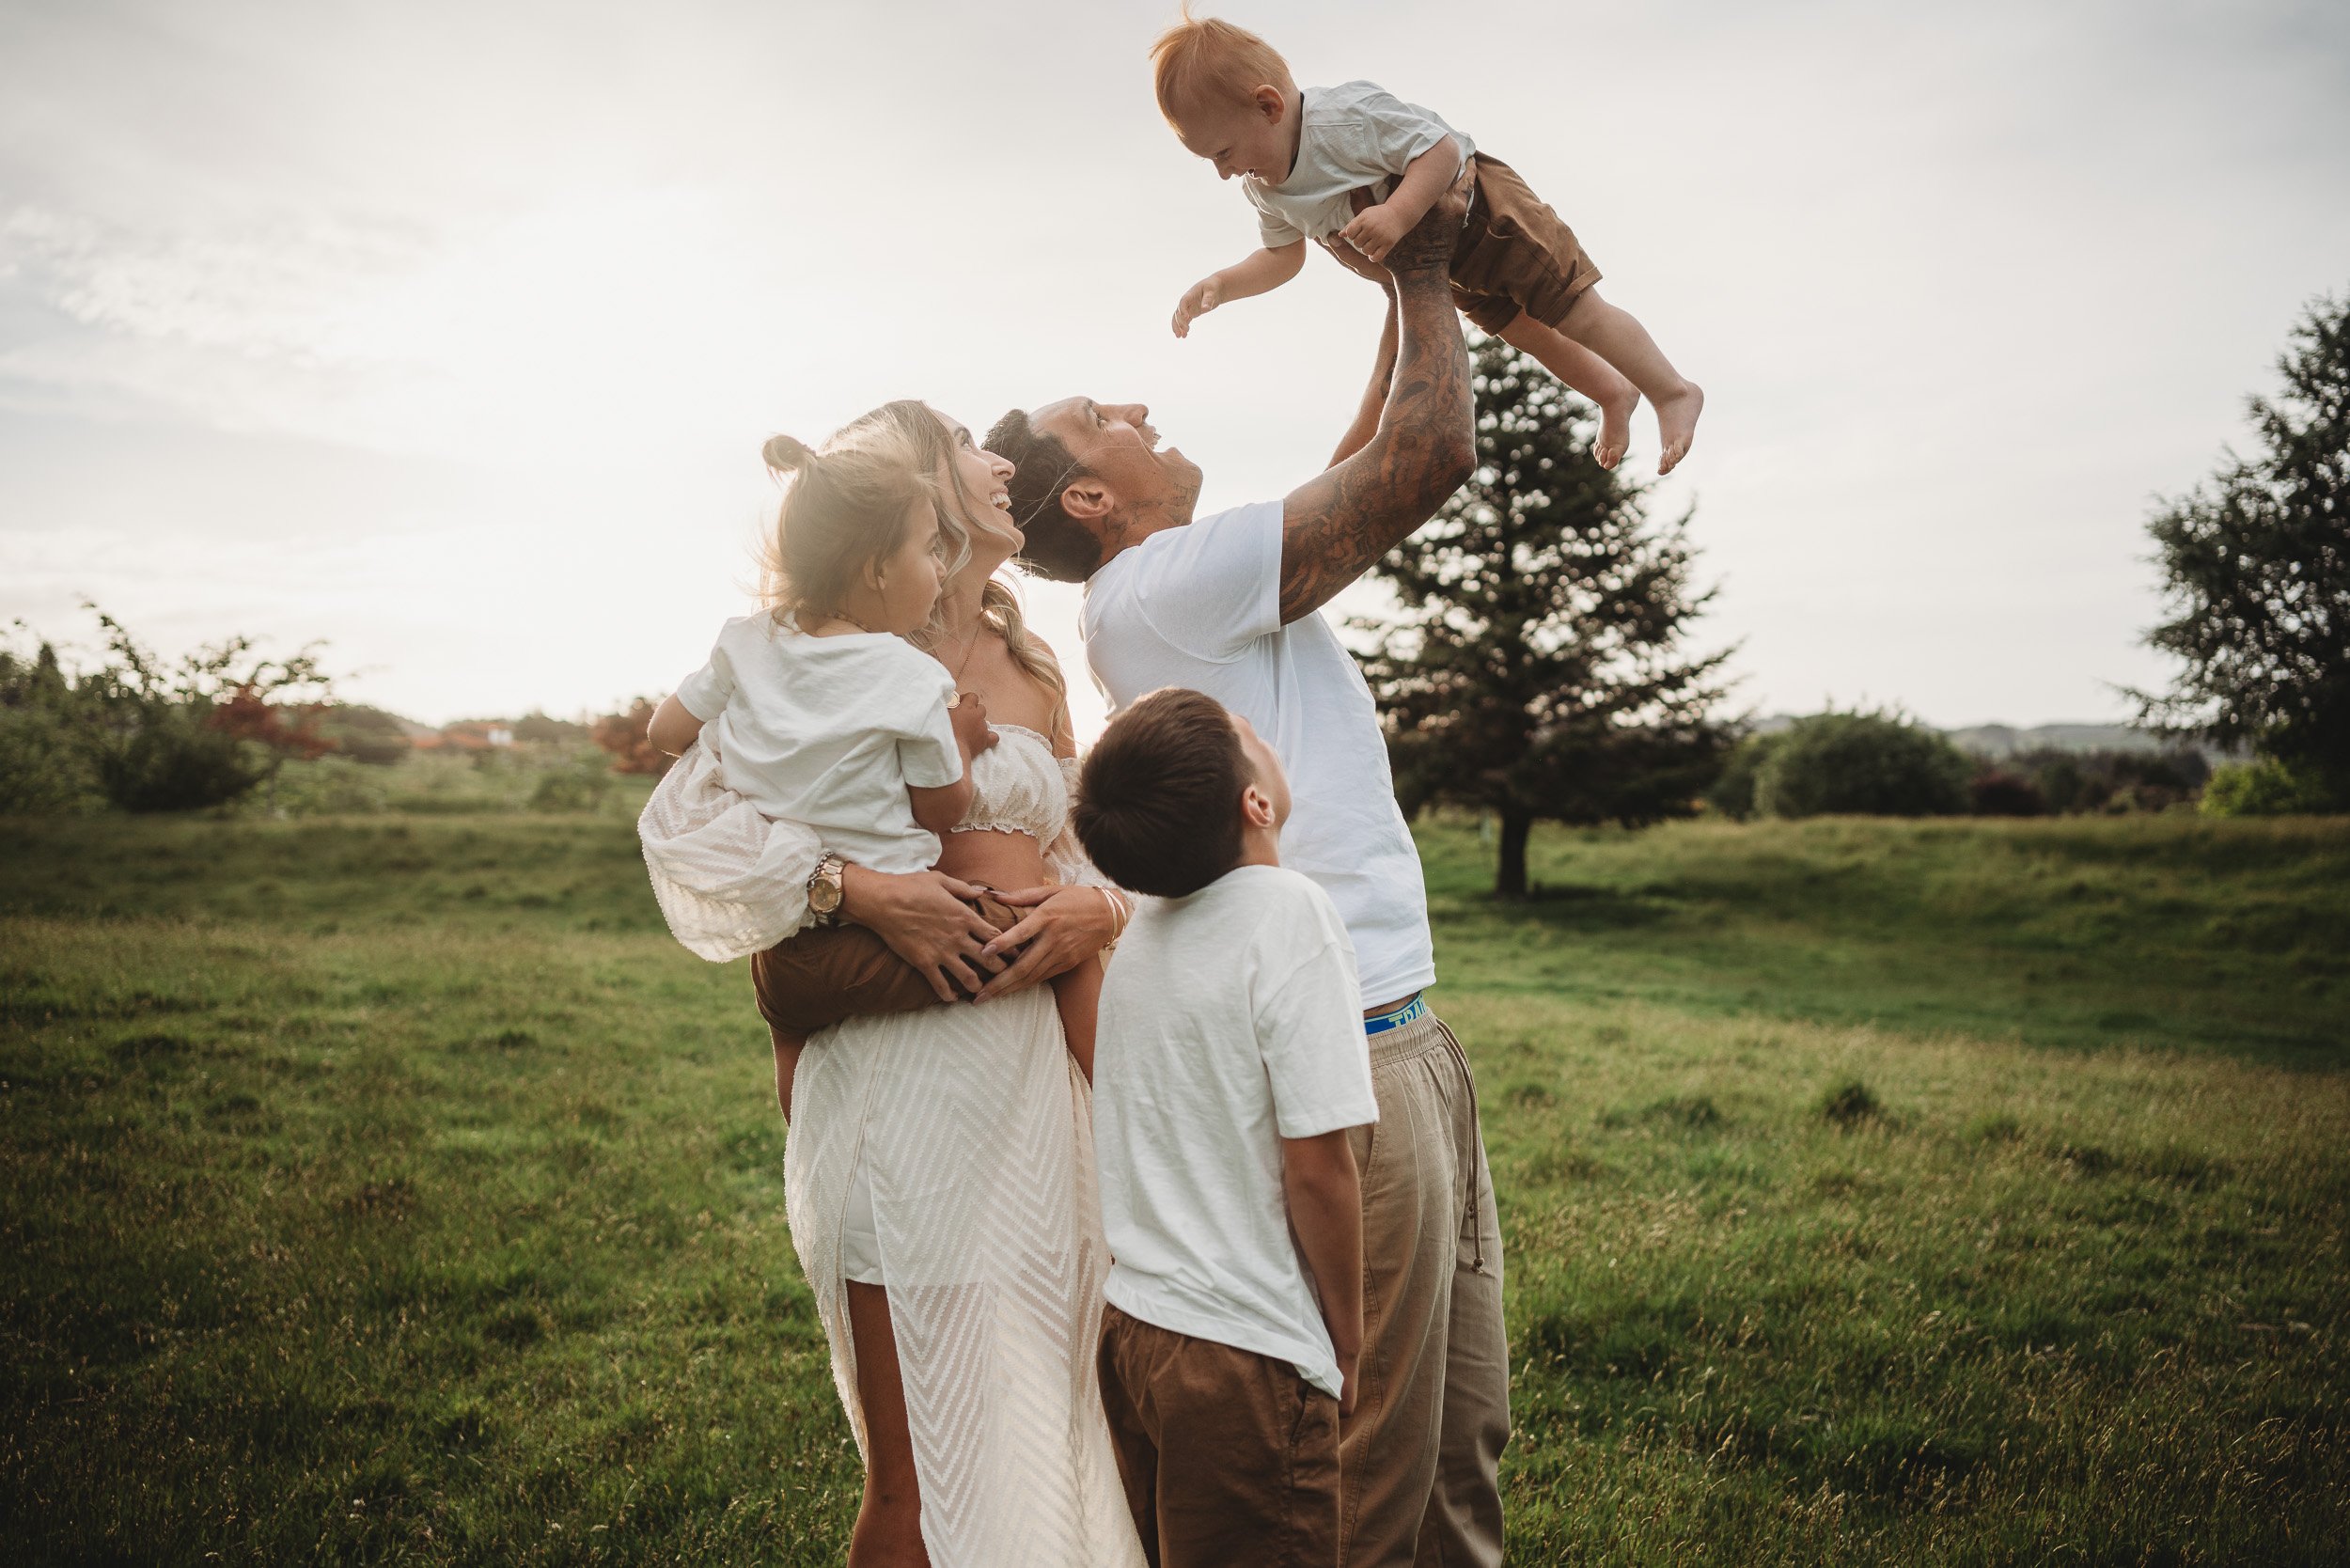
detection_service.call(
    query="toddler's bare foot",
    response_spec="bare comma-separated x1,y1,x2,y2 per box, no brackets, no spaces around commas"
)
1654,382,1704,475
1594,381,1639,470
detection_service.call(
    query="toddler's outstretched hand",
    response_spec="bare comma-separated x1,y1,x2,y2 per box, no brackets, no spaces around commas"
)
1172,276,1222,338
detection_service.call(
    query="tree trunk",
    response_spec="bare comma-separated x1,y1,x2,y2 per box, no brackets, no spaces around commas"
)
1495,808,1532,901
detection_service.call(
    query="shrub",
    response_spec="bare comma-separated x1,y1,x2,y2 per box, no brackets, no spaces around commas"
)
1705,730,1784,821
2011,745,2211,814
1752,711,1972,819
319,704,414,766
95,708,261,811
6,610,336,814
511,711,589,745
0,705,105,815
2201,757,2338,816
2032,754,2090,814
273,755,391,817
1819,1078,1883,1125
1969,769,2046,816
591,698,671,776
528,754,617,812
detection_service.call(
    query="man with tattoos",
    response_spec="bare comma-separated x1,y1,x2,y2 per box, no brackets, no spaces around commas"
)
985,161,1508,1568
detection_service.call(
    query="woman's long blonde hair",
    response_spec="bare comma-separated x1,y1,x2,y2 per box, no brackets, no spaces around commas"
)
791,400,1068,729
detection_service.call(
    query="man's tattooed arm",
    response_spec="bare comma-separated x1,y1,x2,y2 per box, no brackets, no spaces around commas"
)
1325,290,1397,469
1277,160,1476,626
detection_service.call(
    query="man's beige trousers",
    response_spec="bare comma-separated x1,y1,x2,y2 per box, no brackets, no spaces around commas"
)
1340,1006,1510,1567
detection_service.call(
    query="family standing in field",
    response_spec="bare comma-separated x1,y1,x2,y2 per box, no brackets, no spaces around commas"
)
638,14,1701,1565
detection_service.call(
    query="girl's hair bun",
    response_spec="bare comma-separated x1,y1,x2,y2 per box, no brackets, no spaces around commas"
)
762,432,816,473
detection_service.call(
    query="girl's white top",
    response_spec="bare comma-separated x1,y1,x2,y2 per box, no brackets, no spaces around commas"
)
673,613,961,879
1244,80,1473,247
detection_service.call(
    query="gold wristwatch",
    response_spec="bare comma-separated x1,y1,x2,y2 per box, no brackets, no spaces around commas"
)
807,854,846,928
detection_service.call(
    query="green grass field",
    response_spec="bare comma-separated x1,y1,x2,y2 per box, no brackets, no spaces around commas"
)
3,804,2346,1564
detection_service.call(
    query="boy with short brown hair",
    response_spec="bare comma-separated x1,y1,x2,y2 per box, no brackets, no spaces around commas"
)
1152,10,1704,476
1076,686,1374,1568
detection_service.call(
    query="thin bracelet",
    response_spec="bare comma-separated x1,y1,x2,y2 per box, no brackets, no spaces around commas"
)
1097,886,1131,946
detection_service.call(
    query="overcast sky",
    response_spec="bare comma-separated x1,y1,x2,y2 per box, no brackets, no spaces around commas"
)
4,0,2345,738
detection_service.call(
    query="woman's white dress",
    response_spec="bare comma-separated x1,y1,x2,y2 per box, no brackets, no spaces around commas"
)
784,726,1146,1567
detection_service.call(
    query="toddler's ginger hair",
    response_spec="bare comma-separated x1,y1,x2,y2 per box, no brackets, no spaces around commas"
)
1149,8,1292,124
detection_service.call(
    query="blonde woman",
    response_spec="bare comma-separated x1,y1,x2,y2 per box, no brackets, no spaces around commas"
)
642,401,1140,1568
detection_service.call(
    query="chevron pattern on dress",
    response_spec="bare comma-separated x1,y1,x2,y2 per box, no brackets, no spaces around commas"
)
787,984,1146,1568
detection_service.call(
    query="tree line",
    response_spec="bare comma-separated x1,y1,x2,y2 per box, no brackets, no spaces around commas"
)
0,610,640,817
6,291,2342,890
1355,293,2346,896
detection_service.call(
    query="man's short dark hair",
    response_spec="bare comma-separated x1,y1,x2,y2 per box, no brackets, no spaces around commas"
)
987,407,1104,583
1074,687,1250,898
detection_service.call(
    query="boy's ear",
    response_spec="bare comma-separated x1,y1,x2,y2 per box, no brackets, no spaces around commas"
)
1254,84,1285,123
1241,781,1276,829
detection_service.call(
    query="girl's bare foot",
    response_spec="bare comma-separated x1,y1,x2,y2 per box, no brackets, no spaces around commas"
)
1654,382,1704,475
1594,381,1640,470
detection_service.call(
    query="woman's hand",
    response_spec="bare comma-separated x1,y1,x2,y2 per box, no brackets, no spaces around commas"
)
971,885,1120,1002
838,864,1007,1002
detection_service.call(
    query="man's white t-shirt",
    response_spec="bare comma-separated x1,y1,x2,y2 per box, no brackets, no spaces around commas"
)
1082,501,1437,1005
1245,80,1474,248
674,613,962,876
1095,865,1378,1398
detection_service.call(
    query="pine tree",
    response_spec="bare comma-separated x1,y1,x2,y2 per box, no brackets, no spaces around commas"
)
2136,288,2350,806
1356,335,1735,899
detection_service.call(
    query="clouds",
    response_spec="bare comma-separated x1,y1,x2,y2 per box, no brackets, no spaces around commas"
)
3,0,2347,731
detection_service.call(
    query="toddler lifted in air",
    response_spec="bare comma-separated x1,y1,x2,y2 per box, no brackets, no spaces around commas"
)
1154,12,1704,475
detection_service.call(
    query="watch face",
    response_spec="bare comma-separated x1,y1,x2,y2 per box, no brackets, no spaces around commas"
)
809,873,842,914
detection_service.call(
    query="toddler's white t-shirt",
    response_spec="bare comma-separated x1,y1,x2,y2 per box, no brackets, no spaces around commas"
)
1094,865,1378,1399
673,613,961,877
1245,80,1475,248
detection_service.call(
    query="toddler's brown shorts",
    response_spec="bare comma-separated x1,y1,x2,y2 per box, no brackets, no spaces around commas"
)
1448,152,1603,335
750,888,1021,1038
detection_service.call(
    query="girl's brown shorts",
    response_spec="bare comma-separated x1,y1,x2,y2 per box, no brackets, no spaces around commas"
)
750,889,1021,1038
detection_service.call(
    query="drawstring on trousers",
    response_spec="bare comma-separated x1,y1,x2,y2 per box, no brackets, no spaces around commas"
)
1430,1014,1489,1276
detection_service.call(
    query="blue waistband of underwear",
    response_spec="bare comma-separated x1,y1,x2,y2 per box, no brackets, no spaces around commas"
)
1363,994,1427,1036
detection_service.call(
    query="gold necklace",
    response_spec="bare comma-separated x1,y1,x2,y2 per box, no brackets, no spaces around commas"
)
940,605,989,684
835,604,986,685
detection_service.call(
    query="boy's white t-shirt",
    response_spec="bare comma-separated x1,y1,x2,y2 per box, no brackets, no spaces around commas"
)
1095,865,1377,1398
673,613,961,876
1082,500,1438,1007
1245,80,1474,248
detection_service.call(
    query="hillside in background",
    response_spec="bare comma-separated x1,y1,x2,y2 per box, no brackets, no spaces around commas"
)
1942,722,2227,760
1748,715,2227,761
